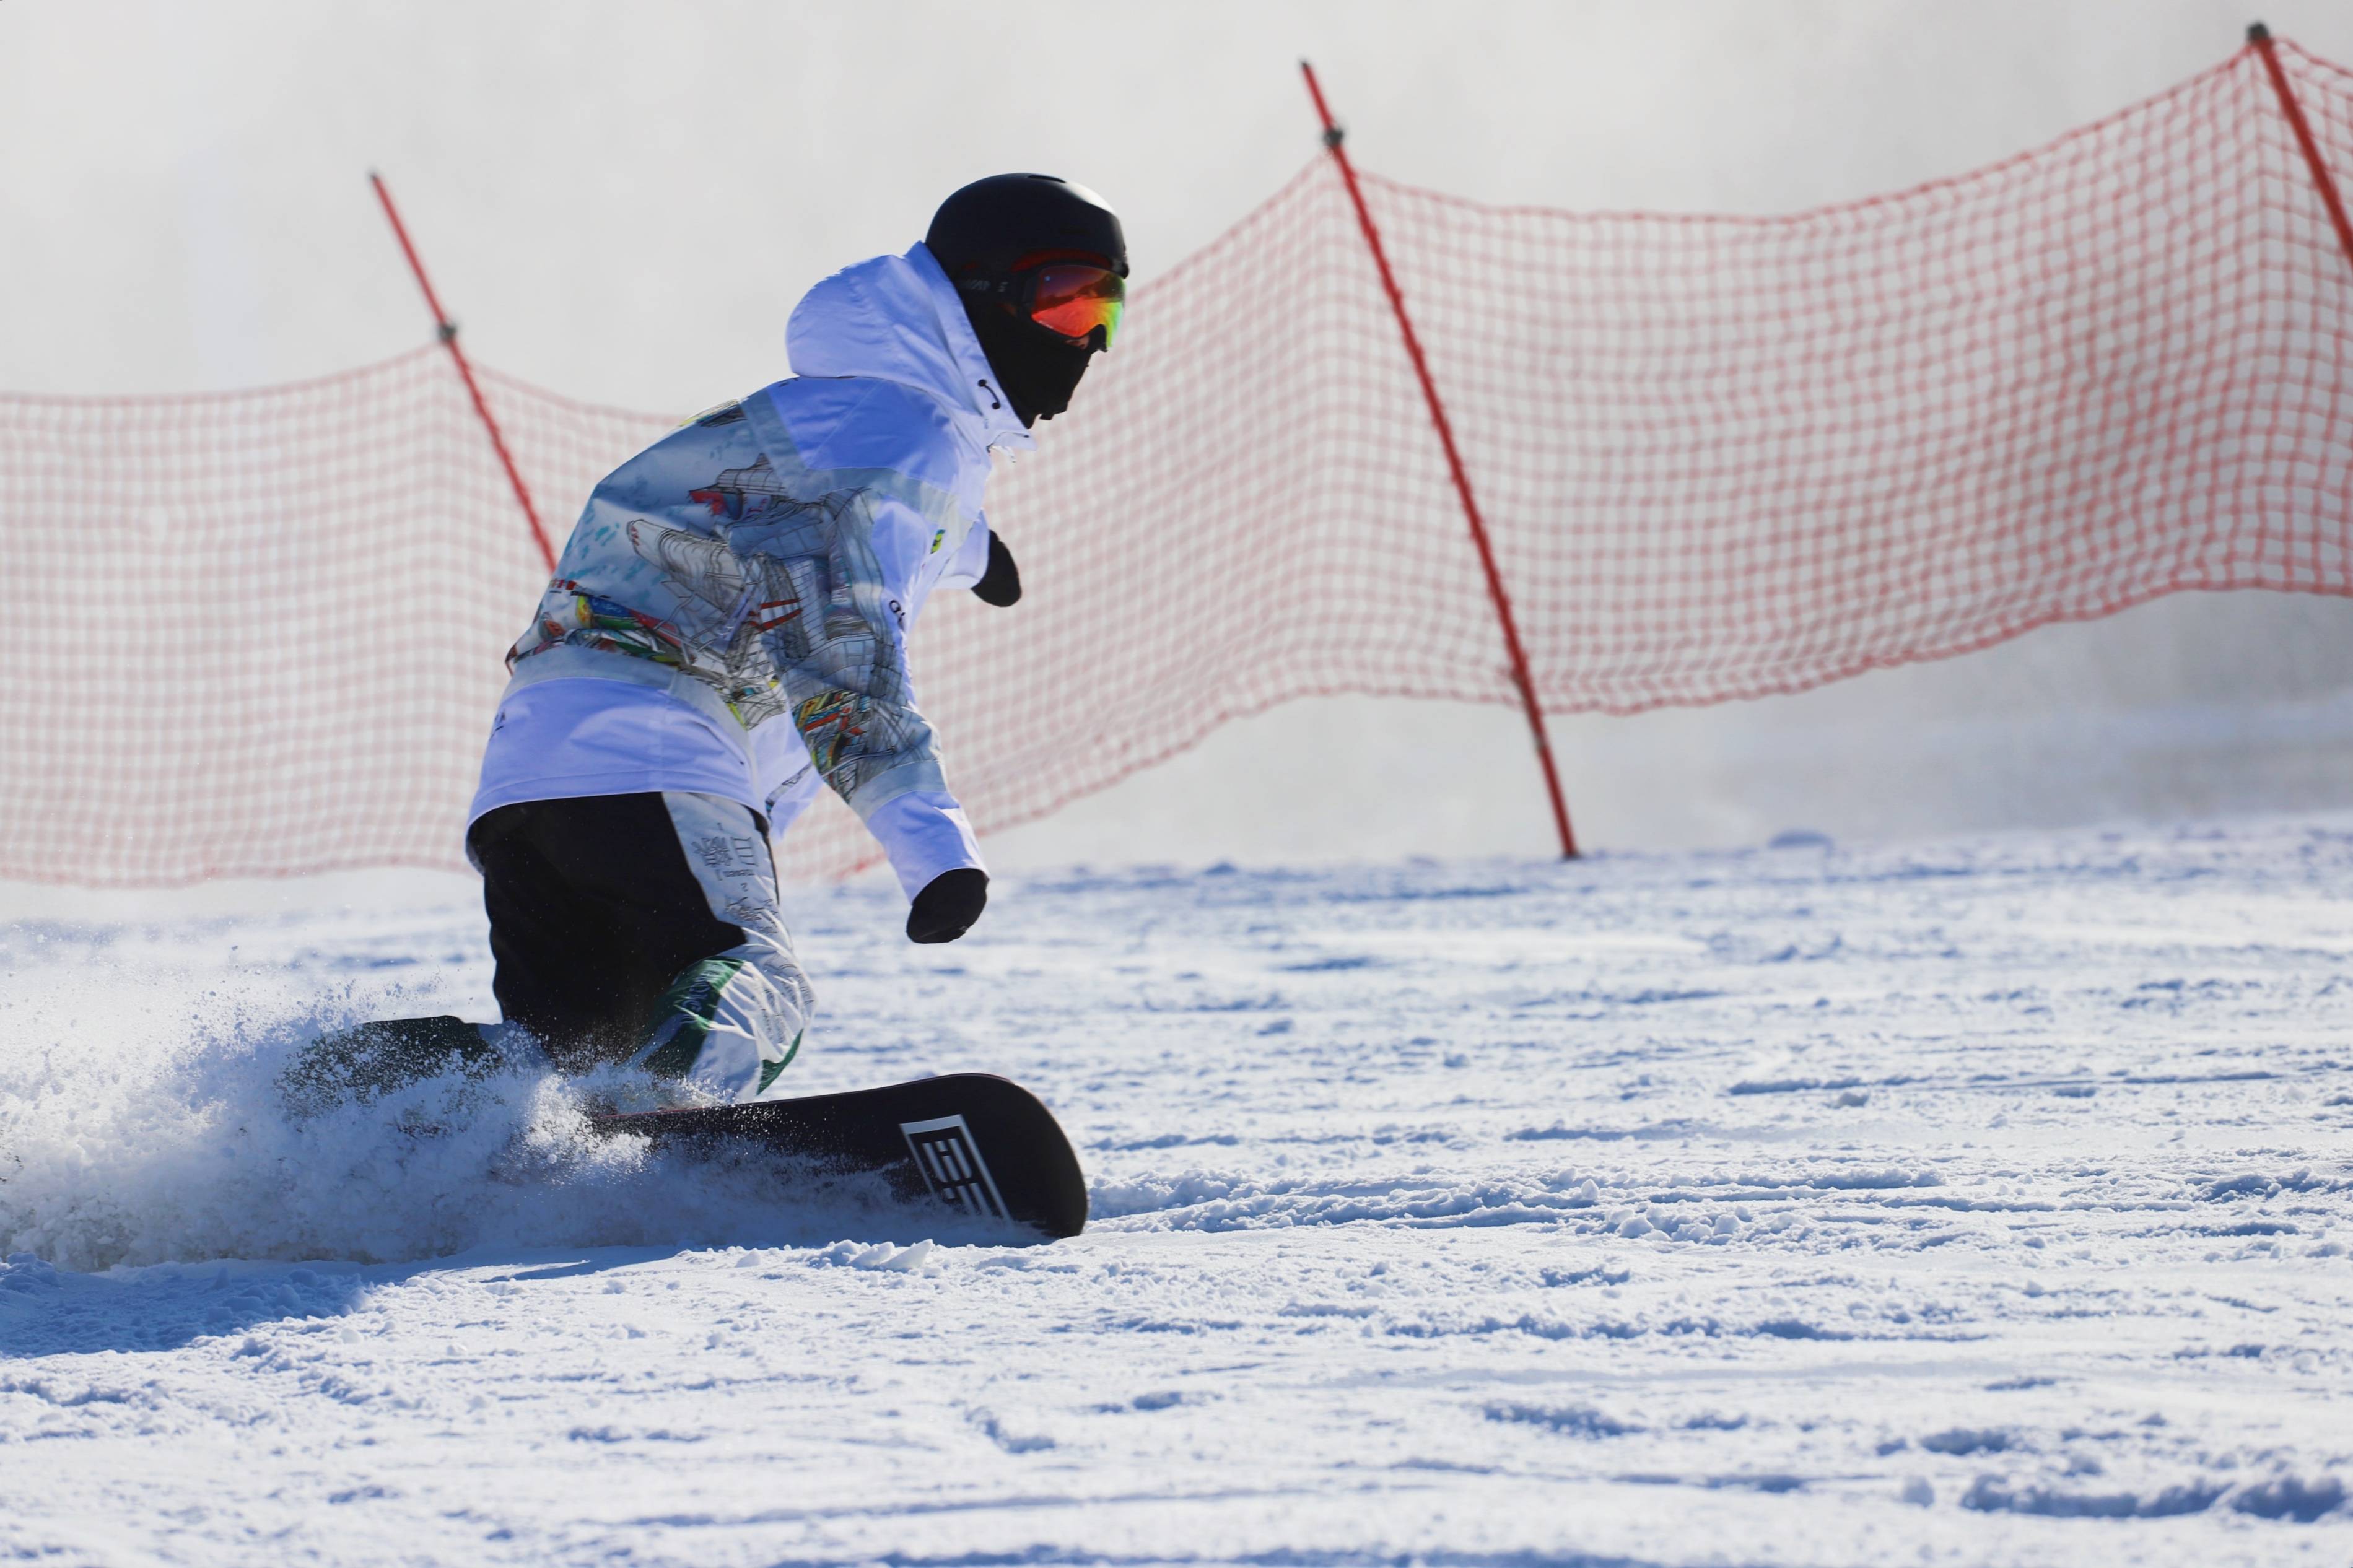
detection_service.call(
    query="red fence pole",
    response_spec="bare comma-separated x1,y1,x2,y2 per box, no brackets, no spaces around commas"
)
2248,25,2353,278
1299,63,1578,858
368,172,557,573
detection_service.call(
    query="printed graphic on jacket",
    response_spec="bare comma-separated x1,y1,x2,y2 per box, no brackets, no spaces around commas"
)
507,451,932,802
478,242,1018,857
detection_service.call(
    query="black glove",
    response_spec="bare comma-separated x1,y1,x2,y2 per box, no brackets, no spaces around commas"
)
907,867,989,943
971,533,1022,606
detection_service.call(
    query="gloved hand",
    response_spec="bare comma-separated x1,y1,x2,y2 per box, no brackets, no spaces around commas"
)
971,534,1022,606
907,866,989,943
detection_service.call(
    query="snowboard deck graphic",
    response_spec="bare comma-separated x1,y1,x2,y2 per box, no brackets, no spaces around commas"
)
589,1074,1089,1239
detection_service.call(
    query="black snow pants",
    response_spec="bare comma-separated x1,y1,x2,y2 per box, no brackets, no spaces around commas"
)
465,791,813,1094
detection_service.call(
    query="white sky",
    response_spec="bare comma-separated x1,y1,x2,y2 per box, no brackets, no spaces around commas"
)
6,0,2352,864
11,0,2352,404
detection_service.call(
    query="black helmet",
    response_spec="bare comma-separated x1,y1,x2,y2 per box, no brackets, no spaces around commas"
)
926,174,1127,283
926,174,1127,427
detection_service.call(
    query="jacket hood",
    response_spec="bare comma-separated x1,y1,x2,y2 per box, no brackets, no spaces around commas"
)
785,243,1035,455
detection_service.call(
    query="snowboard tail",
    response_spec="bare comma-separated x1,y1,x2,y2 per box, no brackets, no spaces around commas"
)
590,1073,1089,1239
281,1014,504,1116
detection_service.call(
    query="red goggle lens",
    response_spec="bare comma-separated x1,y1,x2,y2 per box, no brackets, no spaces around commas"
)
1027,264,1124,348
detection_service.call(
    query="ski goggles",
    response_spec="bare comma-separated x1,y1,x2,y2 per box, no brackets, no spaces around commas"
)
963,262,1125,349
1025,263,1124,348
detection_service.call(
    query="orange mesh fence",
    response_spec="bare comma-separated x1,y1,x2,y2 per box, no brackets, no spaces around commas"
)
2,38,2349,886
0,354,663,885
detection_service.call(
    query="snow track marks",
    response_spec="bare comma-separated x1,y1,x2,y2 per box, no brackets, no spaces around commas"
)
2,817,2350,1565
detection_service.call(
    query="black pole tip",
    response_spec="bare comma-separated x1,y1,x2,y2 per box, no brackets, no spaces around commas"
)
2248,20,2271,43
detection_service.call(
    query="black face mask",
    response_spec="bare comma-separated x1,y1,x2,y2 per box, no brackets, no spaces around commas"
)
965,302,1098,428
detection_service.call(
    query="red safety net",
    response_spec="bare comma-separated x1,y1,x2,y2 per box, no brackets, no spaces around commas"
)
3,38,2350,886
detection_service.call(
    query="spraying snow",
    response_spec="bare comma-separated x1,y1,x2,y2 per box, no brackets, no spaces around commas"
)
0,946,948,1273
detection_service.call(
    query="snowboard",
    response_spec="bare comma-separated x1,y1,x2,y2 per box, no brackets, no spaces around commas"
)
590,1074,1089,1239
286,1017,1089,1238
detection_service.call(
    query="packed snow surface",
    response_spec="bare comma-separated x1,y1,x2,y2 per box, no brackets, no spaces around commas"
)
3,814,2351,1566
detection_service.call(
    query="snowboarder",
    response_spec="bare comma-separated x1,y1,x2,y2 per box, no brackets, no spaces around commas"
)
297,175,1127,1111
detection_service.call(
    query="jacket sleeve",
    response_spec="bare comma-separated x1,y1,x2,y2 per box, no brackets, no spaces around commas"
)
936,514,993,591
756,489,985,899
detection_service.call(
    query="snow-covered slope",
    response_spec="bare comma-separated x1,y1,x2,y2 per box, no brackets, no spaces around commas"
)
2,816,2349,1565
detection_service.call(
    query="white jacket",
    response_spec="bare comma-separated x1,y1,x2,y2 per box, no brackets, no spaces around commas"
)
470,242,1032,898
